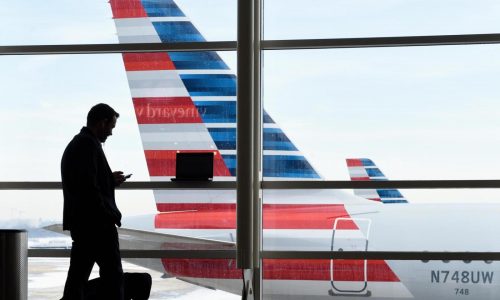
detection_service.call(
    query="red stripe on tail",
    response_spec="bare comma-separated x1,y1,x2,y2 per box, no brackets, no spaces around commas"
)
123,53,175,71
133,97,203,124
346,159,363,167
109,0,148,18
351,177,370,181
145,150,231,177
161,258,400,282
155,204,358,230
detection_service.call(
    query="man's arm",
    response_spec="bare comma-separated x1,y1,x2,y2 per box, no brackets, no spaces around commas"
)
74,138,121,226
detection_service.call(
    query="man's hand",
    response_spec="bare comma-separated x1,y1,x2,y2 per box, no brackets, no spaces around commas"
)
113,171,126,186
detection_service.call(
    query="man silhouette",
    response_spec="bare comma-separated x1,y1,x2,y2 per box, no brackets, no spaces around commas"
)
61,103,126,300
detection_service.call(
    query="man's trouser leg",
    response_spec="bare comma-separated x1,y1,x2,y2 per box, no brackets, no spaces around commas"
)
95,225,124,300
62,226,124,300
62,231,96,300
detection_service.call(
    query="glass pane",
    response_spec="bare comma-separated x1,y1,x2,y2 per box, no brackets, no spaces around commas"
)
262,259,499,299
0,52,236,181
0,189,237,251
1,51,239,248
0,0,235,46
0,190,154,236
262,189,500,251
0,54,146,181
264,0,500,40
6,190,239,297
262,45,500,180
29,258,239,299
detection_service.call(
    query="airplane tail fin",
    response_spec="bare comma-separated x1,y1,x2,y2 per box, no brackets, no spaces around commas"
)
346,158,408,204
109,0,321,214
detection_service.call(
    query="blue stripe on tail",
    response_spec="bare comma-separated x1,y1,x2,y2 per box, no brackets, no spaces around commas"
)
141,0,321,179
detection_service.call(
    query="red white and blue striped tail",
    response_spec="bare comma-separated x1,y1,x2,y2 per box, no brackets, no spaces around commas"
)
108,0,322,213
346,158,408,204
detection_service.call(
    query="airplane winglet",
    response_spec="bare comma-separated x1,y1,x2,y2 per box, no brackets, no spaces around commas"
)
346,158,408,204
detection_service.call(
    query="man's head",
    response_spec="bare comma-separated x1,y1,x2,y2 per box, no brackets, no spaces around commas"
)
86,103,120,143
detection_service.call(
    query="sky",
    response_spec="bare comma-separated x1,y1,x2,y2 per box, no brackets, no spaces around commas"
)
1,0,500,224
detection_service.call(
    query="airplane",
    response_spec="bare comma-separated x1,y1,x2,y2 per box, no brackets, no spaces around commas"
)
47,0,500,299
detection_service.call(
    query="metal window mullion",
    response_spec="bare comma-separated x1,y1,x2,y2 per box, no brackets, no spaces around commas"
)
253,0,263,298
2,33,500,56
261,180,500,189
2,180,500,190
253,0,263,267
0,181,236,190
0,42,237,55
261,251,500,261
28,249,236,259
262,33,500,50
27,248,500,261
237,0,255,269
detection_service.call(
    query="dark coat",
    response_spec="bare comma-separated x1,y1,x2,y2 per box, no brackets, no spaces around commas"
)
61,127,122,231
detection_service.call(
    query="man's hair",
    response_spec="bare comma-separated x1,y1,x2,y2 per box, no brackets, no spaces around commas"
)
86,103,120,126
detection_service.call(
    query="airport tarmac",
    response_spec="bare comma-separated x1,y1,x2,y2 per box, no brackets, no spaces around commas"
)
28,258,238,300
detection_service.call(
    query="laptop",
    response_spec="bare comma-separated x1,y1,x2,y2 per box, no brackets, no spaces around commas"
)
171,152,214,181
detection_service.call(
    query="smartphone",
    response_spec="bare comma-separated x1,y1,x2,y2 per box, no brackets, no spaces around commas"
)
124,173,133,179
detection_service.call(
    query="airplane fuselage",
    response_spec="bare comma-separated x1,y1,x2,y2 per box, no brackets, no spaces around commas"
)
134,202,500,299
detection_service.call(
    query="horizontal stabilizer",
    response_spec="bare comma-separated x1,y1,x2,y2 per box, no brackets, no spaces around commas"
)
44,224,235,274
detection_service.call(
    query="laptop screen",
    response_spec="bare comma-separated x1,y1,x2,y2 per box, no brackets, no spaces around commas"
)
175,152,214,180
